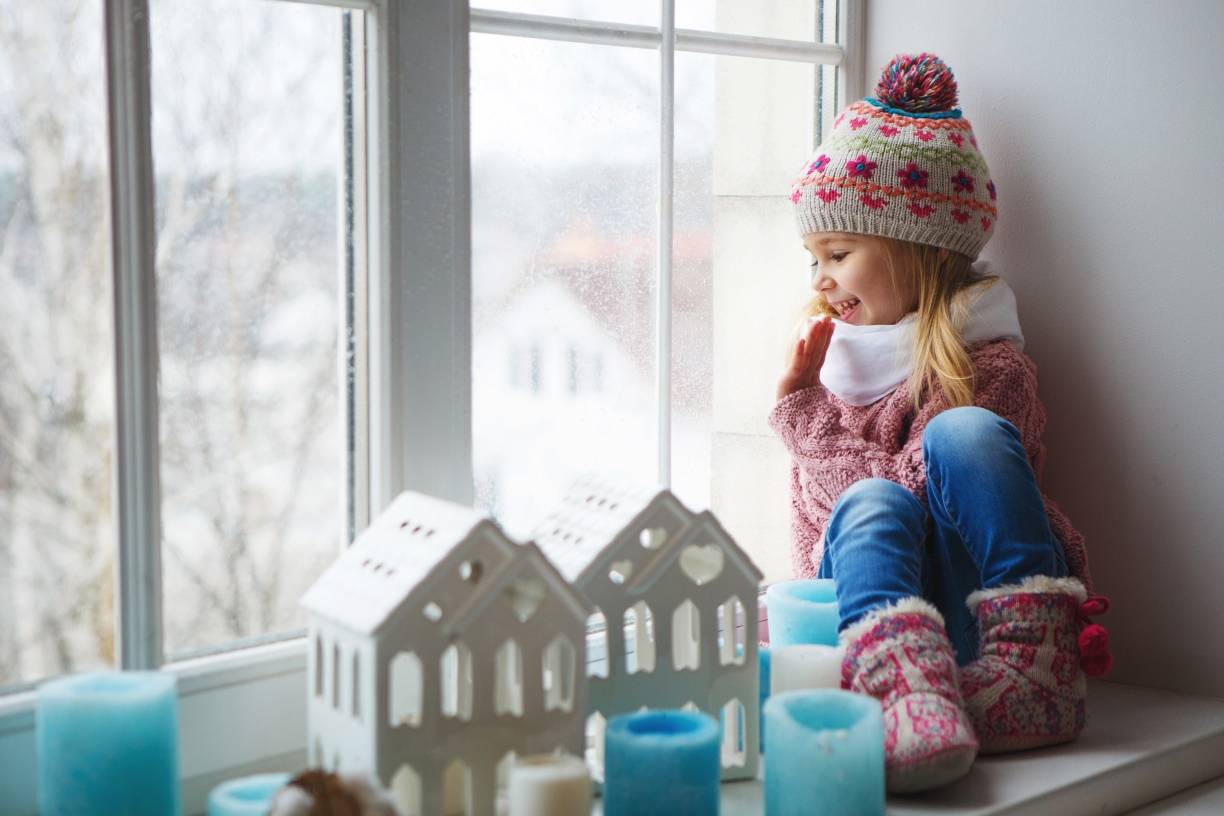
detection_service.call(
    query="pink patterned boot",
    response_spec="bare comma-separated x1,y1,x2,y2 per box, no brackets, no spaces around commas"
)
840,597,978,794
961,575,1113,754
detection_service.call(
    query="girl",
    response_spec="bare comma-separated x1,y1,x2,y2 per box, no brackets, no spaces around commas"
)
769,53,1112,794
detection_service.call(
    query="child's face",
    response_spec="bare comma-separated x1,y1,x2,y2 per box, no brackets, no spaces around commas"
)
803,232,916,326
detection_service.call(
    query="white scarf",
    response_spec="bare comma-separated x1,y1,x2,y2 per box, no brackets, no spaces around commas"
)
806,260,1025,406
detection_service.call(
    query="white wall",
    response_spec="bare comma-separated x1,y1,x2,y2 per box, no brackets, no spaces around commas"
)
865,0,1224,697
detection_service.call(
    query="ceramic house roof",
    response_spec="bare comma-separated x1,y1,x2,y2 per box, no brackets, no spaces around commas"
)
625,508,764,595
529,473,694,584
300,490,512,634
445,541,591,637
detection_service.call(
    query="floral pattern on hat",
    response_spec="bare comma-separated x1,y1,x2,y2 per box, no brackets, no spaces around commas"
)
846,154,878,180
897,162,929,189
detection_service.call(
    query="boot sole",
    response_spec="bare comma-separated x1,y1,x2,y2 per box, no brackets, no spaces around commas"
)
887,744,978,794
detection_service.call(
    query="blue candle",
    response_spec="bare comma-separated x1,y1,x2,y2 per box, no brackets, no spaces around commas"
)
208,772,291,815
763,690,884,816
764,580,840,646
37,670,180,816
759,644,771,753
604,709,719,816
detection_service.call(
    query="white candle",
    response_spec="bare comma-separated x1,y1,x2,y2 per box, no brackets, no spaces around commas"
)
771,644,845,694
508,753,591,816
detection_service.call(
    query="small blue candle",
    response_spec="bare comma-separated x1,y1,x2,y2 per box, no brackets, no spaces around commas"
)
764,690,884,816
37,670,180,816
759,644,771,753
764,580,840,646
604,709,719,816
208,772,292,815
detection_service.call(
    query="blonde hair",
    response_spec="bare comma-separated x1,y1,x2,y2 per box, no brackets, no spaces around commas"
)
789,235,1000,415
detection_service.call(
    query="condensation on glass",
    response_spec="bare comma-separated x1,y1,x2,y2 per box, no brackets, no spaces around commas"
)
470,32,660,539
0,0,117,689
150,0,353,659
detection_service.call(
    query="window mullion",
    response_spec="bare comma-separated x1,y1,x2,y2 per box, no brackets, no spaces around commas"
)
366,0,474,515
104,0,163,670
838,0,866,109
656,0,675,489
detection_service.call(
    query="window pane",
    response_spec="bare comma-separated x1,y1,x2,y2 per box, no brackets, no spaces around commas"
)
151,0,349,658
674,52,817,583
676,0,823,42
0,0,116,689
471,33,658,537
472,0,658,27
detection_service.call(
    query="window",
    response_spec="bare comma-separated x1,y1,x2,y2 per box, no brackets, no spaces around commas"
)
0,0,364,690
0,0,117,690
0,0,858,807
469,1,851,588
151,0,358,661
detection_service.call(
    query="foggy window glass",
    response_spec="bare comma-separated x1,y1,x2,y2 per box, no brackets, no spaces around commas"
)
673,49,818,581
675,0,821,41
0,0,116,689
472,0,658,27
471,32,659,537
151,0,349,659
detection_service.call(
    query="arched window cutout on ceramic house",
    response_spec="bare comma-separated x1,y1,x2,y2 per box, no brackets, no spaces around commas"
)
390,651,423,728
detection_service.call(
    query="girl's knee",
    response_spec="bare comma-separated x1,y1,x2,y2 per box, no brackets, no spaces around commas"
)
831,478,922,521
923,405,1018,457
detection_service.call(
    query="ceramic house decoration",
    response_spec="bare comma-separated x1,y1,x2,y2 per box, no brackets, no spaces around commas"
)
530,474,764,782
300,490,591,816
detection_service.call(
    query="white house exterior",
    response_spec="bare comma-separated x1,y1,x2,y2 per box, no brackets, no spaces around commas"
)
300,490,590,816
531,474,763,782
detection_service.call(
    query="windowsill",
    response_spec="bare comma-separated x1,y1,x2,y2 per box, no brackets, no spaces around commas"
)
4,651,1224,815
603,680,1224,816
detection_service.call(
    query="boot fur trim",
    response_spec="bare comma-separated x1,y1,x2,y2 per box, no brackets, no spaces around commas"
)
965,574,1087,617
839,595,945,647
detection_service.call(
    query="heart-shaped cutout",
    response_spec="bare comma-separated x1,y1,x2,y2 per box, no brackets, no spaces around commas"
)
679,544,723,586
504,576,547,623
609,559,634,585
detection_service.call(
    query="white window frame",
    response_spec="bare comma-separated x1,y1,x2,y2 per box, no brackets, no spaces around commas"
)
0,1,862,812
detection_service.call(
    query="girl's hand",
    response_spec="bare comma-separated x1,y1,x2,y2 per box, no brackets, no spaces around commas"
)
776,316,834,402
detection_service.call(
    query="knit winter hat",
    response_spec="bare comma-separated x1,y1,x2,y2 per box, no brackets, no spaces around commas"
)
790,53,997,261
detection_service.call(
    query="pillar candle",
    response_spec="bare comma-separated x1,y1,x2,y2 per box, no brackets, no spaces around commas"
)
764,580,840,646
208,772,291,815
603,709,719,816
763,690,885,816
771,644,845,694
37,670,180,816
508,753,590,816
759,644,771,753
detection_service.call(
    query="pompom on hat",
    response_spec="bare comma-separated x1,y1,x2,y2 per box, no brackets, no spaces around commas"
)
790,53,998,261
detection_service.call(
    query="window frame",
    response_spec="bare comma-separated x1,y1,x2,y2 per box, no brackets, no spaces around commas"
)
0,0,862,811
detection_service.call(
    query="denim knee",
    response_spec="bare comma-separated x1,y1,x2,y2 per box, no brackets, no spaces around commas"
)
829,477,924,532
923,405,1019,463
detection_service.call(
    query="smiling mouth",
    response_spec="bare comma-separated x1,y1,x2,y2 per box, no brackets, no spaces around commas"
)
838,301,861,322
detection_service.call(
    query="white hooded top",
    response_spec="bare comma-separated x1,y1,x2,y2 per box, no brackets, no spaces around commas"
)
804,259,1025,406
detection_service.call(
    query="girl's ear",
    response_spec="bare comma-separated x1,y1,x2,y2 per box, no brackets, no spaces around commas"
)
937,247,949,264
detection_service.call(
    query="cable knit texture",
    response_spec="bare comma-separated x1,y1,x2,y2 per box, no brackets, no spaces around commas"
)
767,337,1093,594
959,575,1089,753
840,597,977,793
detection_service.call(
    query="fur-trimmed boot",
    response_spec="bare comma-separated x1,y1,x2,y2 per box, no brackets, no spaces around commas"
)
961,575,1113,754
840,597,978,794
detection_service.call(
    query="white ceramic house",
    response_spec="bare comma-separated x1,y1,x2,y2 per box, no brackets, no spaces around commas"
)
530,474,764,782
300,490,591,816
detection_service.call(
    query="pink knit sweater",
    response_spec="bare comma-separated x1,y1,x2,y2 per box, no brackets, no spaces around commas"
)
767,338,1094,593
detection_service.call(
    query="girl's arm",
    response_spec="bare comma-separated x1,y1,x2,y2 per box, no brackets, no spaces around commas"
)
768,340,1046,502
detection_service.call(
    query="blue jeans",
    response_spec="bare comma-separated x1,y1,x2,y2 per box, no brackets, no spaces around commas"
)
815,406,1070,666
